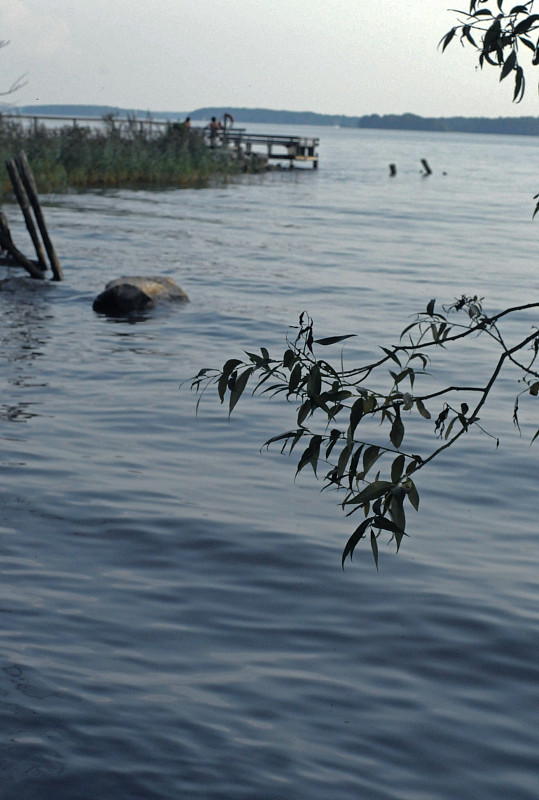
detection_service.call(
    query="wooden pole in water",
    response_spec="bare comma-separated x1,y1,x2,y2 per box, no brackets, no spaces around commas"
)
0,212,45,279
5,158,48,271
15,151,63,281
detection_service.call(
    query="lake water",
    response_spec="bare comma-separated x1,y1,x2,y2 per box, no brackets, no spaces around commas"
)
1,124,539,799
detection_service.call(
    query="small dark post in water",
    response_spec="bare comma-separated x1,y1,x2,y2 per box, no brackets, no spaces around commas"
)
389,163,397,177
420,158,432,176
15,151,63,280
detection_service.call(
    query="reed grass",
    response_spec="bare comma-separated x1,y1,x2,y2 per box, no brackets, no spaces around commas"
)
0,117,238,195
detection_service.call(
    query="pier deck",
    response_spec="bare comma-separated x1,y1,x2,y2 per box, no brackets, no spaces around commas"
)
219,131,319,168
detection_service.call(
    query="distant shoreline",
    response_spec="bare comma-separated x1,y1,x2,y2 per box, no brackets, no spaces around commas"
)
6,104,539,137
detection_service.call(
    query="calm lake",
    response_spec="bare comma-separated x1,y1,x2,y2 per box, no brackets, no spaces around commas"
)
1,124,538,799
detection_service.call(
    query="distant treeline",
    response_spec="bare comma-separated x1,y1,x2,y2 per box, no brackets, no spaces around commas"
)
356,113,539,136
8,105,539,136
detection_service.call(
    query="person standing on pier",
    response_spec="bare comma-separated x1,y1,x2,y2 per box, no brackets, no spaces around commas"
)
206,116,221,148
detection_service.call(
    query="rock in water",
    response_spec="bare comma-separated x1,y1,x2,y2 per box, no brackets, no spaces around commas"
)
93,276,189,316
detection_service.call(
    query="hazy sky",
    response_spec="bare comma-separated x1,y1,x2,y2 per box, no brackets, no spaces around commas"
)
3,0,539,117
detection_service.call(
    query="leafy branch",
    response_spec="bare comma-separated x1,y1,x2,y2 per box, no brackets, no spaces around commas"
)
185,298,539,568
442,1,539,103
443,2,539,216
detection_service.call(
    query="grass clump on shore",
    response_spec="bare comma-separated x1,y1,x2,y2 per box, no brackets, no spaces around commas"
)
0,116,239,194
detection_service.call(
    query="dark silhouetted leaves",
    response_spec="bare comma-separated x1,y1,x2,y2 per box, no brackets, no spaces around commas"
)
188,297,539,568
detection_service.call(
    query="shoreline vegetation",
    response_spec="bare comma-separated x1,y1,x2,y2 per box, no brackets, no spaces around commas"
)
0,115,243,196
7,104,539,136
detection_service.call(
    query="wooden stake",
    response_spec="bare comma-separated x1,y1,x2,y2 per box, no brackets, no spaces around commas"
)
5,158,47,271
0,212,45,279
15,151,63,281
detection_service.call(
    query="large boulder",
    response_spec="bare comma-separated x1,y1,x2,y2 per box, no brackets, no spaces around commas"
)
93,276,189,316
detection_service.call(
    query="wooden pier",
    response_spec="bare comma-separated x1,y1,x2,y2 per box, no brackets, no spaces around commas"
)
219,131,319,169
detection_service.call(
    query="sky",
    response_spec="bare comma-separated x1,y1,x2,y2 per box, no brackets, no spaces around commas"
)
3,0,539,118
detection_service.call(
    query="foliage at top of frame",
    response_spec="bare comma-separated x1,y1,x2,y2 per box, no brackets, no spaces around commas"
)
442,1,539,104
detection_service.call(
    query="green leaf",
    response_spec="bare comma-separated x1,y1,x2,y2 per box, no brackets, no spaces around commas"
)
229,367,253,414
513,14,539,36
462,25,477,47
529,381,539,396
513,65,525,102
390,415,405,449
218,358,242,402
439,28,456,52
370,530,379,570
327,390,353,404
325,429,341,459
393,368,413,385
297,398,312,426
381,347,402,366
296,435,322,477
263,430,301,449
314,334,357,346
391,454,405,484
307,363,322,398
404,478,420,511
348,397,364,439
426,298,436,316
415,398,431,419
336,442,353,479
344,480,393,506
348,445,364,489
362,445,381,476
405,456,422,476
342,517,371,567
283,348,296,369
290,429,306,453
288,362,303,394
483,18,501,51
390,487,406,536
519,35,535,51
373,515,403,535
500,49,517,82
